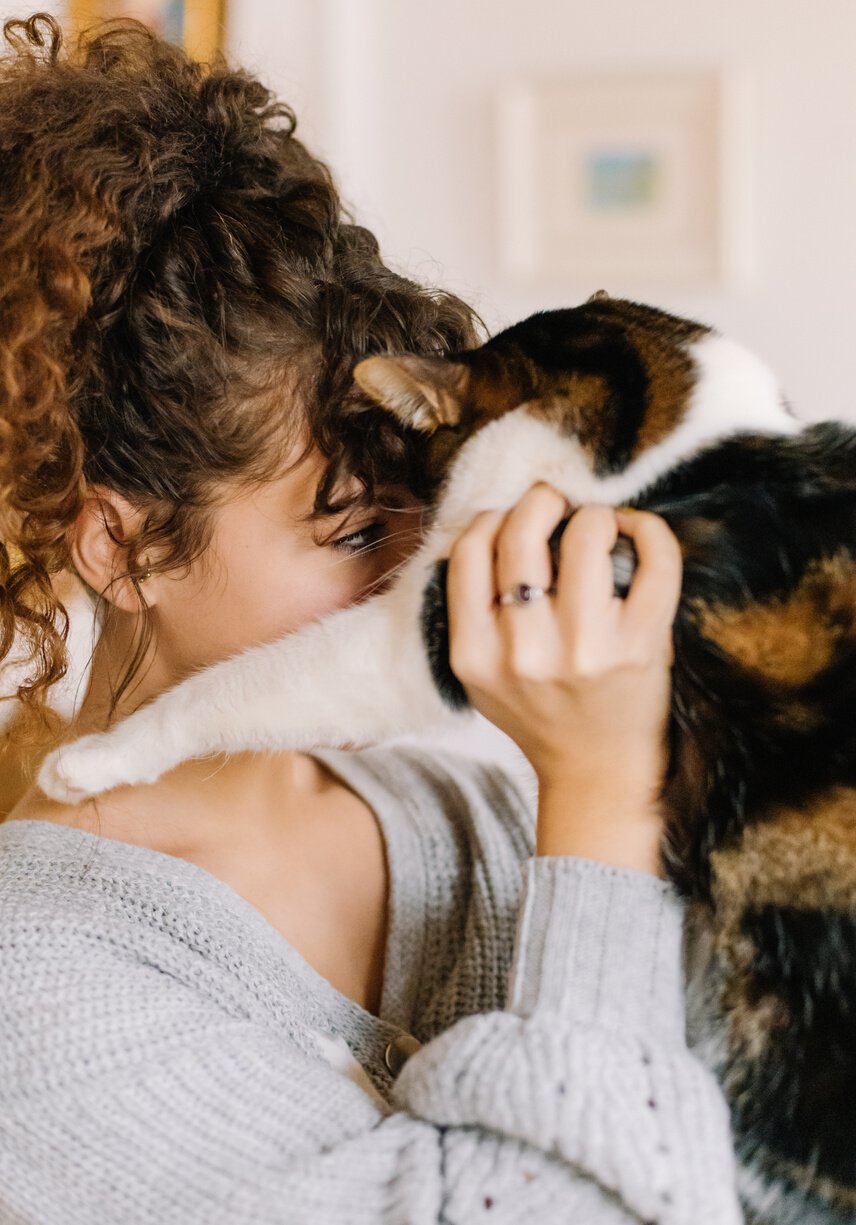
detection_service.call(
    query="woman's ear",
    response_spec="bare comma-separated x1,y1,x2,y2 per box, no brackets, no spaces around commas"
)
70,486,152,613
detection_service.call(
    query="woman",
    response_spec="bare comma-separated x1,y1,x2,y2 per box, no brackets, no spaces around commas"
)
0,14,741,1223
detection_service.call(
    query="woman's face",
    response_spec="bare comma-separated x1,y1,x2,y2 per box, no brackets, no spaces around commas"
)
148,441,426,684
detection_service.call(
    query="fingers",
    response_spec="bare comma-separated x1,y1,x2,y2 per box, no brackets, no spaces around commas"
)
446,490,683,690
446,482,569,682
553,504,620,626
614,509,683,630
553,506,682,632
446,507,504,675
494,483,569,601
493,483,569,674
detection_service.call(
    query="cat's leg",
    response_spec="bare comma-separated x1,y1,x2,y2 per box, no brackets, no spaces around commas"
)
38,567,462,802
36,415,591,804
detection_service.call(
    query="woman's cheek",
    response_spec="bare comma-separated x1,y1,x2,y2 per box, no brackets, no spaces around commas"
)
295,555,374,619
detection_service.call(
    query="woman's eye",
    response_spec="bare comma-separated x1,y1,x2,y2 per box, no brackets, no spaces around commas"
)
330,521,385,555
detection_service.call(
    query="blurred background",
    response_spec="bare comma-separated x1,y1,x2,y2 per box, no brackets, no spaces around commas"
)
1,0,854,779
2,0,854,422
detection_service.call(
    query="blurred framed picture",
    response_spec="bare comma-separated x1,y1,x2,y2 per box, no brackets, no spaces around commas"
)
496,68,753,288
67,0,225,60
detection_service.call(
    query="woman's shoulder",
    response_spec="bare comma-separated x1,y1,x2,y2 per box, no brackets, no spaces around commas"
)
313,730,537,863
0,813,387,1090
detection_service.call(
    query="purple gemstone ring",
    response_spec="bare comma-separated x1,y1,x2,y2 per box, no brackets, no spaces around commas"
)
496,582,557,607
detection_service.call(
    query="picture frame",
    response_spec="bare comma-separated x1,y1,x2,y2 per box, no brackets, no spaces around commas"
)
67,0,225,61
496,68,753,289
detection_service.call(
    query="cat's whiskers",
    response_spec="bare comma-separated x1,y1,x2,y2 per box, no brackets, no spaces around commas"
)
357,561,411,599
323,524,427,571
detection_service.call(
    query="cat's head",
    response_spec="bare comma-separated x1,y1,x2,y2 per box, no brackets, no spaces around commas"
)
354,293,793,489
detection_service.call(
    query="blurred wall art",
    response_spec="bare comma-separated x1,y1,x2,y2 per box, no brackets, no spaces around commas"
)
67,0,224,59
497,68,753,288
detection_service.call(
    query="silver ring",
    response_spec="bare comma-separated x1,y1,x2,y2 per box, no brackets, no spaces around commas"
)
496,582,556,607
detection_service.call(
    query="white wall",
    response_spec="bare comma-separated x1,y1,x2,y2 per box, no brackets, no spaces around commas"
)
228,0,856,424
5,1,852,420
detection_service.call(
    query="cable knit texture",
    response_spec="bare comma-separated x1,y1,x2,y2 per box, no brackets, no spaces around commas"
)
0,745,741,1224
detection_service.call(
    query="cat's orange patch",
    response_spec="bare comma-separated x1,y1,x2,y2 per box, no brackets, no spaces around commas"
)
526,329,703,456
769,699,823,733
630,324,704,452
467,348,543,423
713,786,856,1093
691,552,856,687
775,1164,856,1215
713,785,856,918
529,378,611,445
712,785,856,1072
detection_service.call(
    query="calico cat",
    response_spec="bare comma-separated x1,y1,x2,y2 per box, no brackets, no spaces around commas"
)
37,295,856,1224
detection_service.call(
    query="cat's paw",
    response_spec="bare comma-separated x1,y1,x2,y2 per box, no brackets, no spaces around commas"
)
37,734,141,804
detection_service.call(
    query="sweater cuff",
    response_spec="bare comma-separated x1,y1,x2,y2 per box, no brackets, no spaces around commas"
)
506,856,687,1047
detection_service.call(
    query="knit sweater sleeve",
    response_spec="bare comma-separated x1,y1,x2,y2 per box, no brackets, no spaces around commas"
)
0,853,741,1225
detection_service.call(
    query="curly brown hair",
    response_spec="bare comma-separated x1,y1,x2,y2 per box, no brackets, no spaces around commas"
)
0,12,481,739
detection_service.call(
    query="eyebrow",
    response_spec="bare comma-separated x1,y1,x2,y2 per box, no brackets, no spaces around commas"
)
308,480,406,522
305,506,377,550
301,496,364,525
298,487,367,530
295,472,409,532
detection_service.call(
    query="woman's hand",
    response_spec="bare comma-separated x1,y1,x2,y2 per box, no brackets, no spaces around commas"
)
446,483,683,875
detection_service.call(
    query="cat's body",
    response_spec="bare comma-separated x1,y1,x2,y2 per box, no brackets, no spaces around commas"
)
36,297,856,1223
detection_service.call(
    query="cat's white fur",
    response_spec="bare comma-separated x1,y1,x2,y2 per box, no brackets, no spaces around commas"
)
36,333,803,803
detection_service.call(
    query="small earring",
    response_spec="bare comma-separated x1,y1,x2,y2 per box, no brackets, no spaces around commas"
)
136,565,152,584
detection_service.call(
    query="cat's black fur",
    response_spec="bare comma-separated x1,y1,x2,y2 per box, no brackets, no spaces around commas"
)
405,314,856,1224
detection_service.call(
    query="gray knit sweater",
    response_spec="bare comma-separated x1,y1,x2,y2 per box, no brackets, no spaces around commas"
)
0,744,741,1224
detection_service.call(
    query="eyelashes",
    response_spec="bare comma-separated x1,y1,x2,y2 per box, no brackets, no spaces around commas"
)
325,496,426,559
329,520,386,555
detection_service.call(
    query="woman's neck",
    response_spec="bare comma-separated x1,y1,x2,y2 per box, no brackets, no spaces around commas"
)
72,605,183,735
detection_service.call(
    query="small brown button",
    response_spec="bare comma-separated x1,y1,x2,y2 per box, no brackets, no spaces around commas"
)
384,1032,422,1076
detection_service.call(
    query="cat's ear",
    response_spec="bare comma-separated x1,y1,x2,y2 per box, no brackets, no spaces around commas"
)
353,355,470,433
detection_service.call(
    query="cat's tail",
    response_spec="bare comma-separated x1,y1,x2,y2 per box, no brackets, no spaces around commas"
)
704,790,856,1225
